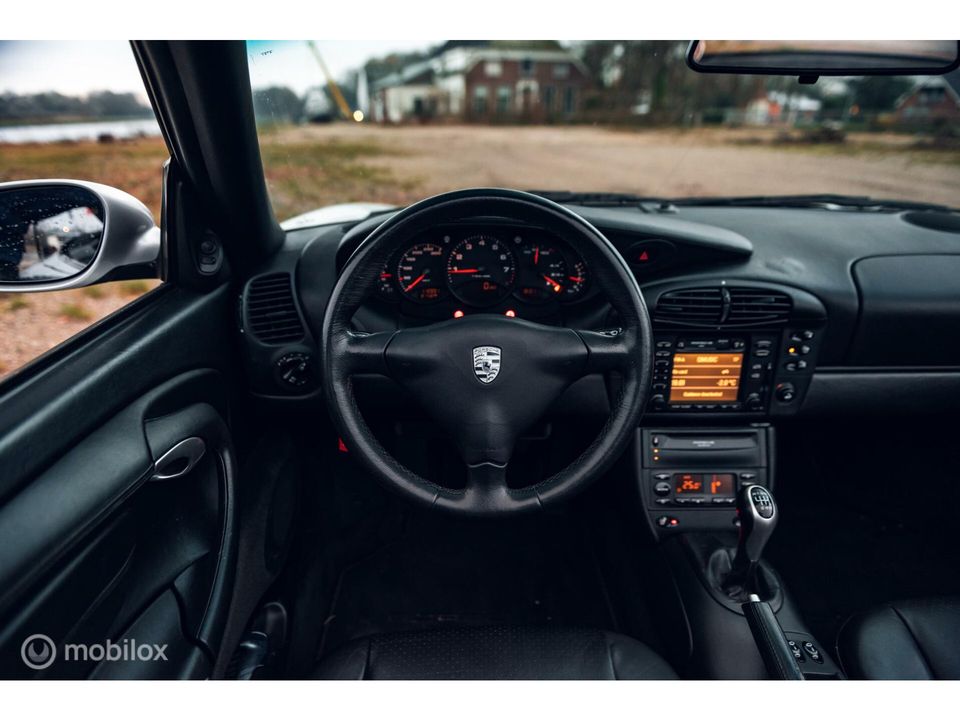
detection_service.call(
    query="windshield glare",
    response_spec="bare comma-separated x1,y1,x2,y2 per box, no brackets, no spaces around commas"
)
246,40,960,221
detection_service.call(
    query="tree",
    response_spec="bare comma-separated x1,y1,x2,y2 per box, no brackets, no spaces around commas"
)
847,77,913,113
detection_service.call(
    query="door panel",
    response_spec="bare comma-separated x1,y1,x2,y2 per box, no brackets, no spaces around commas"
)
0,285,243,679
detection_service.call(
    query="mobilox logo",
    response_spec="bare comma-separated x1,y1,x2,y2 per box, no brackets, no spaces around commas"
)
21,634,56,670
20,633,168,671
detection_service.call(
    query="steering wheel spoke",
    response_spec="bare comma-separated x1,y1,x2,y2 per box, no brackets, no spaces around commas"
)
465,461,509,490
577,328,635,374
343,330,396,375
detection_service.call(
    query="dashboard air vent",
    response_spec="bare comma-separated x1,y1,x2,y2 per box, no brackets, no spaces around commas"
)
654,286,793,327
726,288,792,327
246,273,305,344
653,288,724,326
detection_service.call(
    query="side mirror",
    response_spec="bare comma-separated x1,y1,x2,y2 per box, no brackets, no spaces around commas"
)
0,180,159,292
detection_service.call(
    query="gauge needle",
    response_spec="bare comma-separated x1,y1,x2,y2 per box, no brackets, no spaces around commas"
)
534,247,539,265
449,268,479,274
568,275,583,282
403,273,426,292
542,274,563,292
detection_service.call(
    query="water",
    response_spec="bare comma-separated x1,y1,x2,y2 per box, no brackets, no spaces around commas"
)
0,118,162,144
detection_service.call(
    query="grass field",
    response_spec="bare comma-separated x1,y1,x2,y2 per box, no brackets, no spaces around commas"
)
2,123,959,379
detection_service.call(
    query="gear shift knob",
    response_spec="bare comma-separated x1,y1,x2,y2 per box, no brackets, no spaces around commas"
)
726,484,778,594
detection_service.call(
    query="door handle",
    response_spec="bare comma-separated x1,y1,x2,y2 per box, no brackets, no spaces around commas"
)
151,437,207,481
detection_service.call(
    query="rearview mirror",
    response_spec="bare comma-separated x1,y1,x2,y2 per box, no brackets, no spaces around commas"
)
687,40,960,81
0,180,159,291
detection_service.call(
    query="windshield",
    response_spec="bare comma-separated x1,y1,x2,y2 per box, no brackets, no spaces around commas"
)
246,40,960,221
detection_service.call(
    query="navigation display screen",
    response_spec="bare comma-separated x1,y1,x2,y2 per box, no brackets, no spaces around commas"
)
669,352,743,404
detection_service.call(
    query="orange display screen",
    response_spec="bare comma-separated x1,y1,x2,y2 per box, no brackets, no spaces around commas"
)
669,352,743,404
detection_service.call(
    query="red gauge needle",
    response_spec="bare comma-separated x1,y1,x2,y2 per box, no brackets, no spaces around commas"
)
448,268,479,274
567,275,583,282
534,247,540,265
542,274,563,292
403,273,426,292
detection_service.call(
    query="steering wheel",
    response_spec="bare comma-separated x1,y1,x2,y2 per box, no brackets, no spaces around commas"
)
321,189,652,516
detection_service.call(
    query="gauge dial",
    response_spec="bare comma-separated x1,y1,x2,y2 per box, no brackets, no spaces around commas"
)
563,259,589,300
376,268,398,301
446,235,516,306
514,241,568,303
397,243,446,303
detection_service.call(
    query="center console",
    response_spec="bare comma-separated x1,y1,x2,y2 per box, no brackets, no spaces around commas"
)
637,426,773,538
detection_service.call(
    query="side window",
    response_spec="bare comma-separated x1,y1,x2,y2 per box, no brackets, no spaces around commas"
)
0,41,165,382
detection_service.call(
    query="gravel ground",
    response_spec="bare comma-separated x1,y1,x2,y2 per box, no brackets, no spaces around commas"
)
272,124,960,207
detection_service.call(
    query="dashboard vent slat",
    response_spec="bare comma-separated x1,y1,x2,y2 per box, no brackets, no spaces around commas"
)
654,286,792,328
246,273,306,344
726,288,792,327
653,288,724,326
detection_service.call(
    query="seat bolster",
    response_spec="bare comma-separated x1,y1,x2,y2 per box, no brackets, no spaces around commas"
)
837,598,960,680
314,626,677,680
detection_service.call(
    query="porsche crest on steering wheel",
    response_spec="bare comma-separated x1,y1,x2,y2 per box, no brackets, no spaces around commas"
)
473,346,502,384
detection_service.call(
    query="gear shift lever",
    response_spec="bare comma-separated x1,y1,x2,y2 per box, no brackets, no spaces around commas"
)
724,484,778,596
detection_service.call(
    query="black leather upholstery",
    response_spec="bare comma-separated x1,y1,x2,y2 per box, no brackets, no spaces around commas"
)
314,626,677,680
837,597,960,679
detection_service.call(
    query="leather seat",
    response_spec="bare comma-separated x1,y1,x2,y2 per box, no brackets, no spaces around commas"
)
837,597,960,679
314,625,677,680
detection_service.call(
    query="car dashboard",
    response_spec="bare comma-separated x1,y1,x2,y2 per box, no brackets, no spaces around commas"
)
236,199,960,425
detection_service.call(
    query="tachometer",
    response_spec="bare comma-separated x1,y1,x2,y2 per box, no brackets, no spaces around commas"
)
446,235,516,306
397,243,446,303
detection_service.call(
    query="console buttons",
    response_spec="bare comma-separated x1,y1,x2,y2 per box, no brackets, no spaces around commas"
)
654,481,672,496
775,383,797,403
654,473,671,481
788,641,806,663
755,340,773,349
740,472,757,481
802,641,824,664
656,516,679,528
753,348,771,358
733,340,746,350
745,392,764,411
656,340,673,349
655,498,673,505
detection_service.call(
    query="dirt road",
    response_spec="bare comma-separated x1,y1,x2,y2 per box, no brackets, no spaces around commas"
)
273,124,960,208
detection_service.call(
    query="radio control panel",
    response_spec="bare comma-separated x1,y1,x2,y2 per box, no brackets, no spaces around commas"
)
648,327,823,416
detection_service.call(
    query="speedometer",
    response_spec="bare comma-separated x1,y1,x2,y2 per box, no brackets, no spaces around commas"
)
446,235,516,306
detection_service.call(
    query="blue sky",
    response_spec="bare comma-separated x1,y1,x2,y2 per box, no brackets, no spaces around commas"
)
0,40,439,97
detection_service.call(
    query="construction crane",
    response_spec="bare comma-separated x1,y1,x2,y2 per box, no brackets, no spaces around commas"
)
306,40,362,122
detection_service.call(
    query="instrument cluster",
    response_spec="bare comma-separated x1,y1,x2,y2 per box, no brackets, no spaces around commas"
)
375,225,591,312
